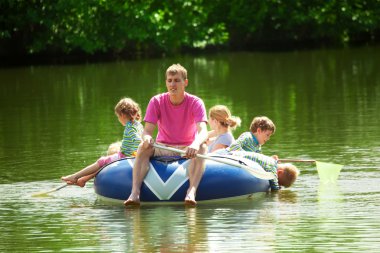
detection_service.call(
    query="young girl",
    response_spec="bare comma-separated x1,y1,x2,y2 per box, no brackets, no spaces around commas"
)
207,105,241,152
61,97,143,187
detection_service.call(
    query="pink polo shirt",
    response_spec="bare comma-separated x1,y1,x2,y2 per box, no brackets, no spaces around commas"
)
144,92,207,146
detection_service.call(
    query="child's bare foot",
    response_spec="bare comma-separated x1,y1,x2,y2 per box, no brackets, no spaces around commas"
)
76,178,86,187
76,173,97,188
61,175,81,187
185,193,197,206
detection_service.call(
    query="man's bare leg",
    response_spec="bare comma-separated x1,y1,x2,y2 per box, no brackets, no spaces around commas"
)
185,144,207,206
124,144,154,206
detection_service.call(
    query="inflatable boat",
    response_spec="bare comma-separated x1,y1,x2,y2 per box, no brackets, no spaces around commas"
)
94,156,271,204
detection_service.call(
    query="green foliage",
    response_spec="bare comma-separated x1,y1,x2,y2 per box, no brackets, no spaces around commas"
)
219,0,380,48
0,0,228,55
0,0,379,58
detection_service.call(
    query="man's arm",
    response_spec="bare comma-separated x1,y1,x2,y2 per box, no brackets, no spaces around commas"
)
186,121,208,157
141,122,156,148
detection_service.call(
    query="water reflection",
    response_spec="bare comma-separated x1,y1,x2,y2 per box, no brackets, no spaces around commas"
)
1,46,380,251
318,182,343,214
121,206,209,252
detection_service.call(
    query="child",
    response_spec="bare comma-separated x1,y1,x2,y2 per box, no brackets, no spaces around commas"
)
72,141,123,186
215,116,298,190
231,151,299,190
226,116,275,153
61,97,143,187
207,105,241,152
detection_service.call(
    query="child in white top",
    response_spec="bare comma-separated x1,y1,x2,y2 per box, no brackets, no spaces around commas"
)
207,105,241,152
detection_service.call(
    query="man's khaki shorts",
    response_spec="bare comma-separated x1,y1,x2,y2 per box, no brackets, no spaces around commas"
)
153,143,187,157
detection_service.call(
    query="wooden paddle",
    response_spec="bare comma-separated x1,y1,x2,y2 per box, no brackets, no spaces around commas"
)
278,158,343,183
153,143,275,180
31,183,68,197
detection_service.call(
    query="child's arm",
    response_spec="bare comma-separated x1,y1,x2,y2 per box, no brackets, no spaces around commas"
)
206,130,216,145
268,169,280,191
208,130,217,138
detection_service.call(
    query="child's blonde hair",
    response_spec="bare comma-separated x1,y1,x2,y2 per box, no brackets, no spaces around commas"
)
250,116,276,134
107,141,121,155
278,163,300,188
166,63,187,80
114,98,141,122
209,105,241,131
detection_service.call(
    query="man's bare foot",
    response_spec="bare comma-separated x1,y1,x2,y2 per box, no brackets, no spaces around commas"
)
185,194,197,206
124,193,140,207
124,198,141,206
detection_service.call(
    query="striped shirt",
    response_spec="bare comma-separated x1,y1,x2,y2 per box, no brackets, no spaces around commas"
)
231,151,280,191
121,121,143,157
226,132,261,153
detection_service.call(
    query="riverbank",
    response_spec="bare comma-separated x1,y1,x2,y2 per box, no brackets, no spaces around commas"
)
2,40,378,68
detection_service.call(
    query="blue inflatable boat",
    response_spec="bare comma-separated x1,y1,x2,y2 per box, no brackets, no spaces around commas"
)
94,156,271,204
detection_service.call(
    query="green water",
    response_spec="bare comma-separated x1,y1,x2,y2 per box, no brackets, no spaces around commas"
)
0,46,379,252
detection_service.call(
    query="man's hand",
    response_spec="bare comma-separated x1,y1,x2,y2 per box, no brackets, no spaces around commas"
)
142,135,154,149
185,143,200,158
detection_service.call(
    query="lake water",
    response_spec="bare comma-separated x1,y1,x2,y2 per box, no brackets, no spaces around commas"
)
0,46,379,252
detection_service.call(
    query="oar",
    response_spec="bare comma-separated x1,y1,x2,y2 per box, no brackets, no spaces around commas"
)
153,143,275,180
31,183,68,197
278,159,316,163
278,158,343,183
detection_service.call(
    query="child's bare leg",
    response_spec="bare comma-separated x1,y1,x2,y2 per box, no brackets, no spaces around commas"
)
61,162,100,187
76,172,98,187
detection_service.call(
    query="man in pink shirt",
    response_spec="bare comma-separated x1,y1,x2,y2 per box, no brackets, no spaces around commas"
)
124,64,208,206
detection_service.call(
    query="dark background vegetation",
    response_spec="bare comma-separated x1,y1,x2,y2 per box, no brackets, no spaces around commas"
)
1,0,379,65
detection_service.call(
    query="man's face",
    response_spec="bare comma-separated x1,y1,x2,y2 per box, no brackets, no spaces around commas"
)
166,73,187,95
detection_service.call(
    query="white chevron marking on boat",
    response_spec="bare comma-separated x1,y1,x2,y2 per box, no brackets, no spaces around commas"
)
127,159,189,200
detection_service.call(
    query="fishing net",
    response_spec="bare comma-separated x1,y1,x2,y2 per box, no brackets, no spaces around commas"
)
316,161,343,183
